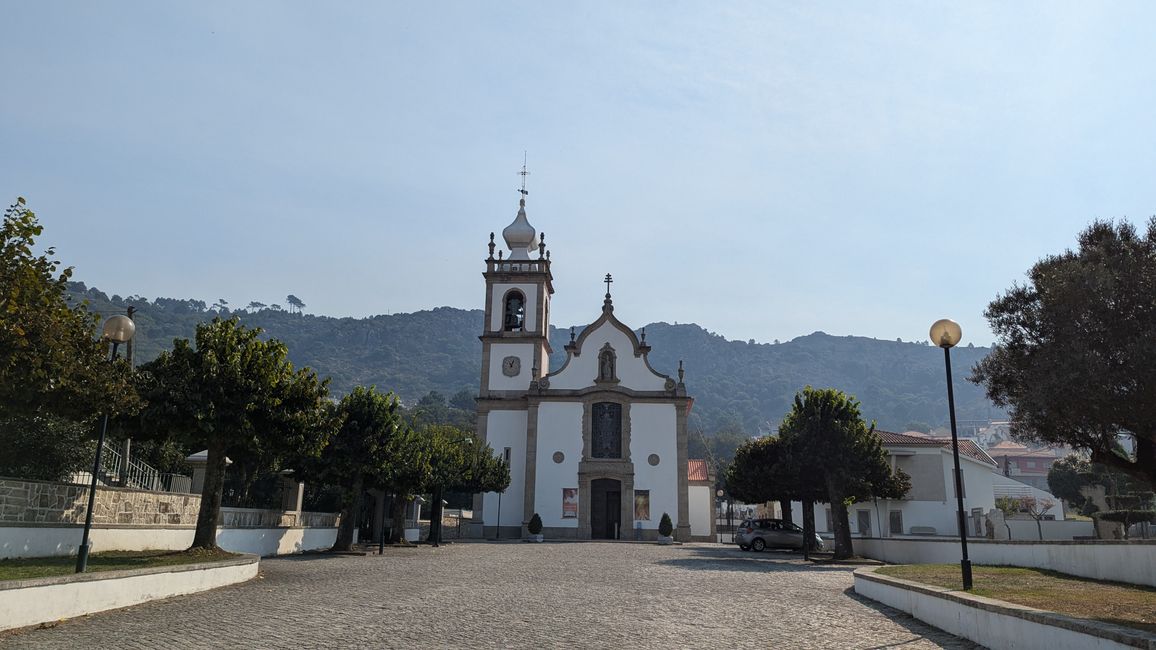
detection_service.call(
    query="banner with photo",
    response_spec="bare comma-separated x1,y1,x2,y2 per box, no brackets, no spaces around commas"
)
562,488,578,518
634,490,650,521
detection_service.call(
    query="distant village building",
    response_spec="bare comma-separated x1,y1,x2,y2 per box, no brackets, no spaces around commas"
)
471,190,710,541
796,430,1070,539
985,441,1061,491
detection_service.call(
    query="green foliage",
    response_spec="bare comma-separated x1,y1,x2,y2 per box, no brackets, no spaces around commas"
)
777,387,910,558
1047,455,1093,509
408,390,475,431
528,513,543,535
994,496,1020,518
1094,510,1156,525
65,284,1002,437
658,512,673,537
419,425,510,495
0,414,95,481
302,386,402,495
0,199,136,421
133,317,333,548
972,219,1156,489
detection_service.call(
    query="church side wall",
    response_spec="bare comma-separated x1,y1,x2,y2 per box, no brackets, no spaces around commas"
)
533,402,583,529
688,485,713,539
629,404,679,530
482,410,528,533
549,323,666,391
489,283,539,332
487,343,535,392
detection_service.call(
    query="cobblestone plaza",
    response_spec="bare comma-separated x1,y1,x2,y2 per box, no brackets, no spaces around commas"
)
3,543,976,649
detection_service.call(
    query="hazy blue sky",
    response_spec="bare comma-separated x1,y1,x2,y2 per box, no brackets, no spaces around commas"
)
4,3,1155,345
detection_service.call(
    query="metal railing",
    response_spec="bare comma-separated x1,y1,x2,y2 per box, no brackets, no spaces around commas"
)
74,441,193,494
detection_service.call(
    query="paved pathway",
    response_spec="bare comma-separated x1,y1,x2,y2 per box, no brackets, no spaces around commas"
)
3,543,977,649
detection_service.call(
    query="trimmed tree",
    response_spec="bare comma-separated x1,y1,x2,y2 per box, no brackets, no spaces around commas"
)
422,425,510,545
777,387,910,559
134,317,332,549
972,219,1156,489
301,387,403,552
658,513,673,537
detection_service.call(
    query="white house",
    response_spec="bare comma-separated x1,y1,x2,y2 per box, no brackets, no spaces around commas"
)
471,192,704,541
800,430,1000,538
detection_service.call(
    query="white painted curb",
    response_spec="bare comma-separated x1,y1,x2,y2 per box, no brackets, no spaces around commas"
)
0,554,259,632
853,567,1156,650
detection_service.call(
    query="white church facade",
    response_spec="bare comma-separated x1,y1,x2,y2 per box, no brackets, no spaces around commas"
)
472,193,702,541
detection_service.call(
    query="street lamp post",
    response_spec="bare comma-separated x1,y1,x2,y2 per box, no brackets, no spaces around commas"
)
76,315,136,573
930,318,973,590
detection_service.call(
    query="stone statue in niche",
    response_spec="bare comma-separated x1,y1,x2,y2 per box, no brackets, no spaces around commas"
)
598,344,616,382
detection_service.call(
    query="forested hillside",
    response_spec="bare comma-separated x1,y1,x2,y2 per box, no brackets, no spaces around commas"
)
66,282,1003,435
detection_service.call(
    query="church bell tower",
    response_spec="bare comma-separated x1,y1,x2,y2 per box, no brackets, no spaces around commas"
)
478,185,553,398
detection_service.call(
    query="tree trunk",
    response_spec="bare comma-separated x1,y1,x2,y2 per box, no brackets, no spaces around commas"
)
426,486,443,545
779,499,793,526
390,494,408,544
826,478,853,559
333,474,364,552
801,499,816,560
1036,518,1043,541
191,440,226,550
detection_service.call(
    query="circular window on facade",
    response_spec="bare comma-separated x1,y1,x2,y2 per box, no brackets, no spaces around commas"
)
552,451,565,464
648,454,660,466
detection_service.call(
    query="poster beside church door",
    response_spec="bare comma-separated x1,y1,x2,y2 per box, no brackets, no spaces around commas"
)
562,488,578,518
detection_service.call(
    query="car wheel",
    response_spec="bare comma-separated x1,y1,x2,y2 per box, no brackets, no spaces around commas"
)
738,544,750,551
751,538,766,552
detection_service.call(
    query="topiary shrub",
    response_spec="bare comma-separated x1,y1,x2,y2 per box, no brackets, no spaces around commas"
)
528,513,543,535
658,512,673,537
1093,510,1156,539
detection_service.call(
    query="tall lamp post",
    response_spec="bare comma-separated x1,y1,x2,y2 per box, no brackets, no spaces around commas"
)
930,318,972,590
76,315,136,573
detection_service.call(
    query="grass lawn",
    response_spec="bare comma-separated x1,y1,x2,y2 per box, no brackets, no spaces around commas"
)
876,564,1156,634
0,548,240,582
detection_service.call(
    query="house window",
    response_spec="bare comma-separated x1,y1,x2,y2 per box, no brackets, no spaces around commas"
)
591,402,622,458
889,510,903,535
503,291,525,332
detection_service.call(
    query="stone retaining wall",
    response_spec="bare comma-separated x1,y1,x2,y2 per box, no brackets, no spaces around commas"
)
0,477,200,527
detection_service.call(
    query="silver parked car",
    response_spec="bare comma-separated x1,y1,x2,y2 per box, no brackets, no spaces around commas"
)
734,518,824,552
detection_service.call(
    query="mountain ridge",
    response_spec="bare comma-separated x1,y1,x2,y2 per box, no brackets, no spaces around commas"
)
65,282,1004,435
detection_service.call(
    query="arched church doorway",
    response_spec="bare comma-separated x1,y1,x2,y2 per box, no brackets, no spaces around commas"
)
590,478,622,539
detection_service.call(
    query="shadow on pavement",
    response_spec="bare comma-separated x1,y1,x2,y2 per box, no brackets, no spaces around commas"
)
658,545,857,573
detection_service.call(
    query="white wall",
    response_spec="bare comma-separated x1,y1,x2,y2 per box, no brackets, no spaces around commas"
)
1005,519,1093,541
549,321,666,391
482,409,528,528
534,402,582,528
487,342,536,392
0,525,336,560
855,570,1138,650
629,404,679,529
0,557,259,632
489,283,539,332
688,486,711,537
853,537,1156,587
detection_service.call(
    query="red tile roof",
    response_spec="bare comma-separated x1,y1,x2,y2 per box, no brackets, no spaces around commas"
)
688,459,710,482
875,430,997,467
